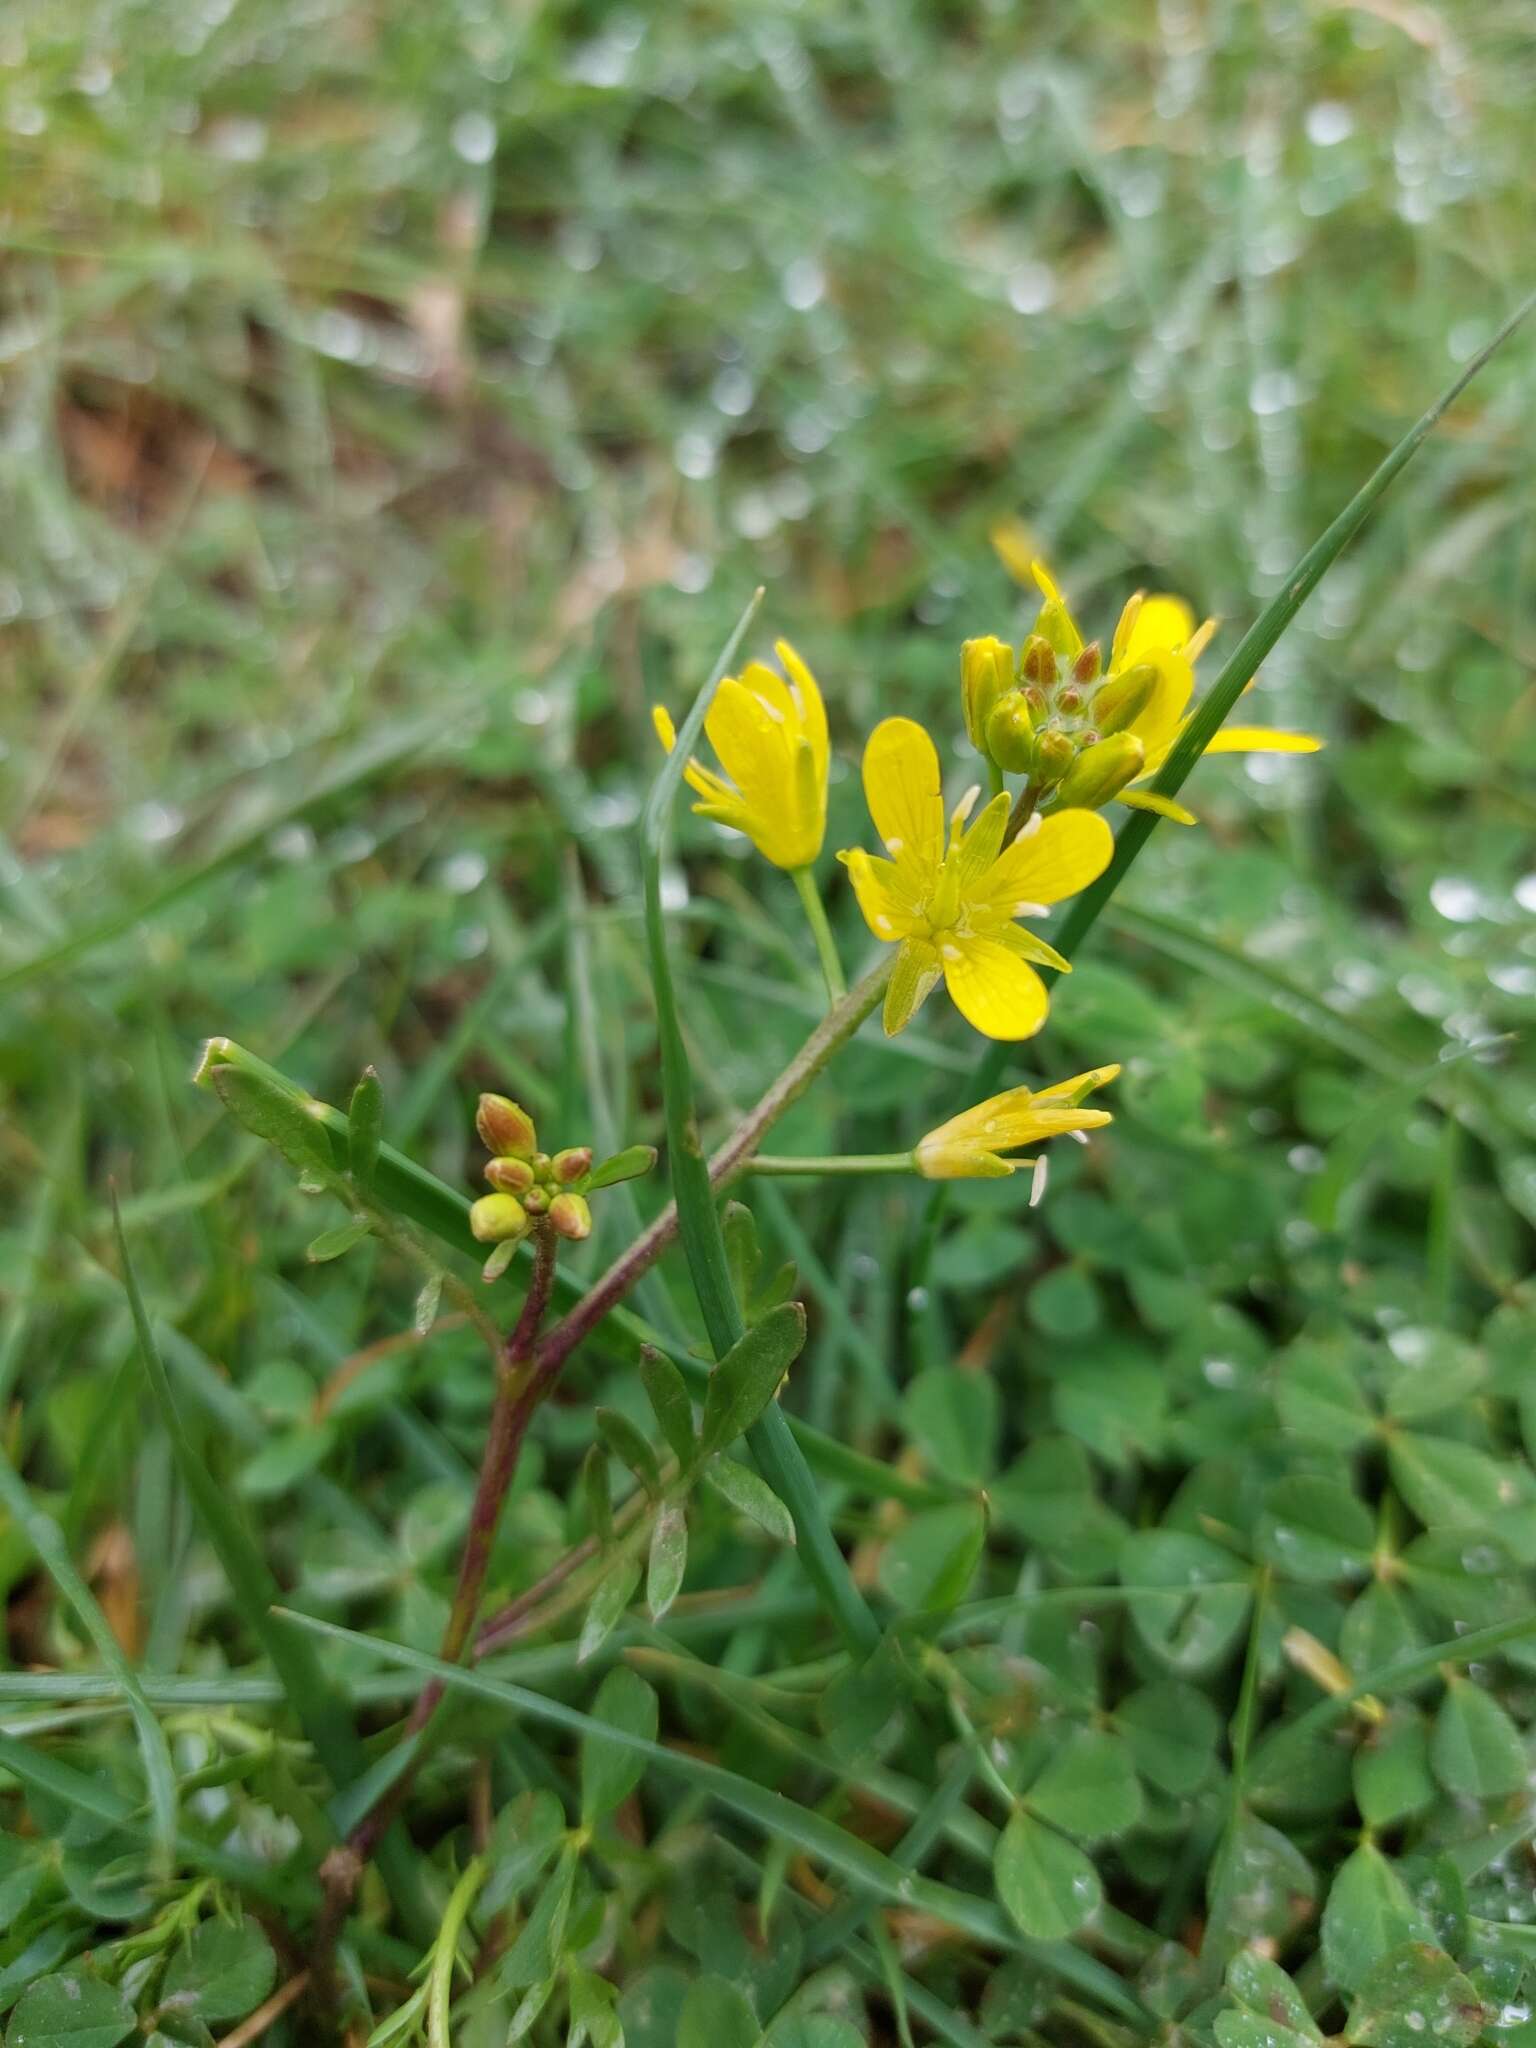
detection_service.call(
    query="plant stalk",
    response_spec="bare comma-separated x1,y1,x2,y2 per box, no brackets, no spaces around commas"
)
790,863,847,1003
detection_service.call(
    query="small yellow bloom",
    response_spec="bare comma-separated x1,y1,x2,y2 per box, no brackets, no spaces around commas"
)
652,640,828,870
839,717,1113,1040
990,538,1322,825
915,1064,1120,1179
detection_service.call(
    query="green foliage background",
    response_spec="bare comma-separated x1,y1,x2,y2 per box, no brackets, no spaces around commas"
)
2,0,1535,2042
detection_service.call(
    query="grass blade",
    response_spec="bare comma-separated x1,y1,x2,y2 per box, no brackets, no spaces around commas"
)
0,1453,178,1869
639,593,882,1656
277,1607,1148,2024
1052,284,1536,964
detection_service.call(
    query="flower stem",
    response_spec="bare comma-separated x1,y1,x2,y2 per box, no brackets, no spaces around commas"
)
986,757,1006,802
790,864,846,1004
747,1151,916,1176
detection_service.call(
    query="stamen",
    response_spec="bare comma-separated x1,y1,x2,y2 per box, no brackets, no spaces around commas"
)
1029,1157,1049,1208
950,783,981,828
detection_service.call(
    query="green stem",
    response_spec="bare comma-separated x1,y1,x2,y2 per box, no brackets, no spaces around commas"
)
985,756,1006,802
790,863,847,1003
748,1151,916,1177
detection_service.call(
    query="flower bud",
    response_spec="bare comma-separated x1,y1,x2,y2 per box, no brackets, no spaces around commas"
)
985,691,1035,774
522,1185,549,1216
548,1192,592,1241
1072,641,1103,685
1029,728,1076,790
1092,661,1158,737
469,1192,529,1244
550,1146,593,1185
1020,635,1058,687
960,637,1013,752
485,1156,535,1194
1055,732,1145,809
1056,685,1085,715
476,1093,536,1159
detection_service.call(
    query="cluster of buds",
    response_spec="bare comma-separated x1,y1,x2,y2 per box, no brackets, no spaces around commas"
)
469,1094,655,1280
961,626,1155,812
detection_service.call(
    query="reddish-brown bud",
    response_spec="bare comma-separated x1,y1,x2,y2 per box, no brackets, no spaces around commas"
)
476,1093,536,1159
550,1146,593,1185
548,1192,592,1241
485,1156,535,1194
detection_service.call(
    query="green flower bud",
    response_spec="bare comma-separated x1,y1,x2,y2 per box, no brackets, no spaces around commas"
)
1020,635,1058,687
1092,661,1158,737
985,690,1036,774
549,1192,592,1241
1030,728,1076,790
1072,640,1103,685
960,636,1013,753
522,1185,550,1216
1055,732,1146,809
550,1146,593,1185
476,1093,536,1159
469,1192,529,1244
485,1156,535,1194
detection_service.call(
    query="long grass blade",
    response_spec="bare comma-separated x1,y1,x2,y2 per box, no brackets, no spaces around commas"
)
1051,284,1536,963
639,593,882,1656
277,1607,1148,2023
0,1453,178,1868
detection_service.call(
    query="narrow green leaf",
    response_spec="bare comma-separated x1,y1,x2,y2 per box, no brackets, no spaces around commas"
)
306,1216,370,1263
704,1456,796,1546
639,1345,697,1463
582,1443,613,1545
209,1062,337,1183
578,1553,640,1665
347,1066,383,1188
647,1499,688,1619
594,1408,661,1497
586,1144,657,1192
699,1301,806,1457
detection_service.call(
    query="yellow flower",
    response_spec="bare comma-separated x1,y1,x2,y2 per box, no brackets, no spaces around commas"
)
990,537,1322,826
915,1064,1120,1179
1103,582,1320,826
839,717,1113,1040
652,641,828,870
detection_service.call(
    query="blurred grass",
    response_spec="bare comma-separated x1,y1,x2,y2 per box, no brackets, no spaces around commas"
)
2,0,1535,2033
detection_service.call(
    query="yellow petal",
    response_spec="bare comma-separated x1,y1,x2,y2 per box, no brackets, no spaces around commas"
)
1030,1063,1122,1108
952,789,1012,889
652,704,678,753
990,518,1037,584
839,848,924,941
654,703,736,808
1122,593,1196,661
883,938,942,1036
1202,727,1323,755
941,932,1049,1041
968,807,1113,917
862,718,944,871
1123,647,1194,760
1118,789,1198,826
776,640,829,783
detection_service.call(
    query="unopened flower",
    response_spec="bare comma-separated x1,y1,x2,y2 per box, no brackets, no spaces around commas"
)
652,640,828,871
548,1192,592,1241
989,543,1321,823
469,1192,529,1244
840,717,1112,1040
915,1065,1119,1179
476,1093,536,1159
